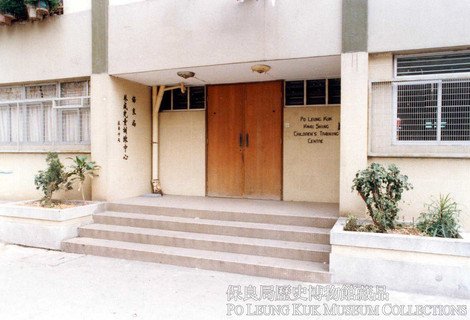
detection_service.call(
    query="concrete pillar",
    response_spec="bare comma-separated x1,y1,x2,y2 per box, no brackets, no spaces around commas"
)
339,0,369,215
339,52,369,215
90,1,152,201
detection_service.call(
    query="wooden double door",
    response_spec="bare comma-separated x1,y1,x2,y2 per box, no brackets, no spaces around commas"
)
207,81,282,200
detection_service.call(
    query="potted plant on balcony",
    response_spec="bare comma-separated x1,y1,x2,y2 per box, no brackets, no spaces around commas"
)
35,0,49,17
0,0,24,25
24,0,39,20
49,0,62,15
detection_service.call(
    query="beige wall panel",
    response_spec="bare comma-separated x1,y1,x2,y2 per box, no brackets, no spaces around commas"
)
108,0,341,75
0,11,91,85
159,111,206,197
91,75,152,201
0,153,91,201
368,158,470,232
283,107,340,203
369,53,394,82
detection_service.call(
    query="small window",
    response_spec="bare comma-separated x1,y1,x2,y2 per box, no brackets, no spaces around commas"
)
190,86,205,109
306,80,326,105
285,81,304,106
160,90,171,111
328,79,341,104
396,52,470,77
159,86,206,111
285,79,341,106
172,89,188,110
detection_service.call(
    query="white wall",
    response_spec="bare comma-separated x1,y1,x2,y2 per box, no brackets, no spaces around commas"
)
108,0,342,75
0,9,91,85
158,111,206,196
369,0,470,53
64,0,91,14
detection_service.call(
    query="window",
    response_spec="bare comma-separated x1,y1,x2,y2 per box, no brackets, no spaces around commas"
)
396,51,470,77
159,86,206,111
392,51,470,144
285,79,341,106
306,80,326,105
0,81,90,150
328,79,341,104
394,80,470,143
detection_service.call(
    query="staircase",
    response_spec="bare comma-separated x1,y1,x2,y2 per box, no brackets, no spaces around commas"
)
62,197,337,282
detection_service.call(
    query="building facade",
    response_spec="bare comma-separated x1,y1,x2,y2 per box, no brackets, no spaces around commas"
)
1,0,469,231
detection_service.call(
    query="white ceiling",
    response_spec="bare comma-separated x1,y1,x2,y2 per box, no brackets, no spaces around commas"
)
112,55,341,86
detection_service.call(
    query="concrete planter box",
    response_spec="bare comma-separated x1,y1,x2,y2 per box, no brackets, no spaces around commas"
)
0,201,105,250
330,218,470,299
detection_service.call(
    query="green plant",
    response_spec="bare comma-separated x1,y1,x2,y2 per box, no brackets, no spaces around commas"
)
67,156,100,202
34,152,72,207
344,214,358,231
352,163,412,231
0,0,27,19
417,194,461,238
48,0,61,12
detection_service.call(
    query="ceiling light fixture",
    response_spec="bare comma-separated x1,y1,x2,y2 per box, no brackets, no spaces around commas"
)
177,71,195,79
251,64,271,74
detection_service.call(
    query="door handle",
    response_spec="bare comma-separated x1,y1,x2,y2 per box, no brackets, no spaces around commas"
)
245,133,249,147
239,133,243,147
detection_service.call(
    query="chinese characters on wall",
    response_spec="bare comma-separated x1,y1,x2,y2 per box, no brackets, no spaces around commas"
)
117,94,137,160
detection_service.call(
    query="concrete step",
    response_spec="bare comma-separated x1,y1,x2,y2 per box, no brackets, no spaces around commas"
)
107,202,337,228
62,237,330,283
79,224,330,263
93,211,330,244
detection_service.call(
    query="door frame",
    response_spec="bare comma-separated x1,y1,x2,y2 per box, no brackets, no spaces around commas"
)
205,81,284,200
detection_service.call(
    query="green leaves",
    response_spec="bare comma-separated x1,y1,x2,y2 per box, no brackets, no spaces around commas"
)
417,194,461,238
34,152,72,207
352,163,412,231
67,155,100,202
34,153,100,206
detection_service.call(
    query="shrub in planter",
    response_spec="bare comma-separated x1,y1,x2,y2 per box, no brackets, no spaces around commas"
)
343,214,358,231
68,155,100,202
417,194,461,238
34,152,72,207
352,163,412,232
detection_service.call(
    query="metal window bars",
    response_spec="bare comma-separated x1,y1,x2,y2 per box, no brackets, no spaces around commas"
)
371,78,470,146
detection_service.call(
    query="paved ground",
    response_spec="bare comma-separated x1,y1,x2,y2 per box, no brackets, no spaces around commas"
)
0,244,468,320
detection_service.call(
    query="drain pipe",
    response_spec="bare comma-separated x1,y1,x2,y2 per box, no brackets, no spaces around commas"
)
151,83,186,195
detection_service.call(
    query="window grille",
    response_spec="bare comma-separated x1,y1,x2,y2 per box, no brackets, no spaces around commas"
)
396,51,470,77
394,79,470,143
370,79,470,151
0,81,90,150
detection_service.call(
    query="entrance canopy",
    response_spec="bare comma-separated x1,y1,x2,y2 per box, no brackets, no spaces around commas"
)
112,55,340,86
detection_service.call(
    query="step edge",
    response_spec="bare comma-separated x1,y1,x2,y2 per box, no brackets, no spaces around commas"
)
63,237,330,274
